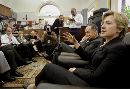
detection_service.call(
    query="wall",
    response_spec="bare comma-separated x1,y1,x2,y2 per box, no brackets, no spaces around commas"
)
0,0,121,22
97,0,108,9
12,0,90,15
86,0,119,11
0,0,91,21
0,0,15,10
111,0,119,11
17,12,37,21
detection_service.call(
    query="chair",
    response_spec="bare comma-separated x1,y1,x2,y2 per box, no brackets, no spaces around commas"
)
37,83,101,89
58,52,89,68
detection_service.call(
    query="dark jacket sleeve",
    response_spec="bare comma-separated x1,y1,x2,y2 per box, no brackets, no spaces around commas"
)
52,19,58,30
84,41,101,56
78,37,103,58
75,46,91,61
73,44,128,83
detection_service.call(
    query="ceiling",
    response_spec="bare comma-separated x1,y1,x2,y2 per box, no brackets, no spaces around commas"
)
0,0,94,12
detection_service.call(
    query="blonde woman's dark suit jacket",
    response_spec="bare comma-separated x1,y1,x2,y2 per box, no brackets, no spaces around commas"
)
74,37,130,87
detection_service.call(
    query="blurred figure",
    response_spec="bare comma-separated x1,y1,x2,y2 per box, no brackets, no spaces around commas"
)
52,15,64,36
27,30,43,56
17,31,35,62
44,20,51,32
1,26,31,65
13,21,21,31
67,8,83,42
38,19,44,29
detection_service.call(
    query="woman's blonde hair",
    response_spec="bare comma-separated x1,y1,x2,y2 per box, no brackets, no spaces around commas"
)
102,10,129,38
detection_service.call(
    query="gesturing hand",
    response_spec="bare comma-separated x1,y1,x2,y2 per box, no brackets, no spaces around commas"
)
63,32,78,44
63,32,80,49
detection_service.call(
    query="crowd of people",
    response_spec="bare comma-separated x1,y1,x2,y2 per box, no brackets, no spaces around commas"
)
26,10,130,89
0,8,130,89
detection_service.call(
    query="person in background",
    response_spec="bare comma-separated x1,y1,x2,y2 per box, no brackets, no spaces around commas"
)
44,20,51,32
1,26,31,65
41,28,57,59
27,30,43,56
51,15,64,36
8,19,16,32
1,26,20,46
38,19,44,29
17,31,36,62
58,23,101,53
67,8,83,42
53,23,103,65
26,10,130,88
13,21,21,31
0,26,25,77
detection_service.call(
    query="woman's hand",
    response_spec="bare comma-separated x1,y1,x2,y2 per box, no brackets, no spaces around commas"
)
69,67,76,72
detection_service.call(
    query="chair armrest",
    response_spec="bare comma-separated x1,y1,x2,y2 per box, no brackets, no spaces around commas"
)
37,83,100,89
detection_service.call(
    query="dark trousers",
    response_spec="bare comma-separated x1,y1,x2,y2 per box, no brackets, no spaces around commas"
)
0,45,17,72
35,63,89,86
0,45,27,67
34,40,43,52
69,28,80,42
16,44,33,60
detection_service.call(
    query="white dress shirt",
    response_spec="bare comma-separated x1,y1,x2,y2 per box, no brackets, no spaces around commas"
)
1,34,20,46
67,13,83,28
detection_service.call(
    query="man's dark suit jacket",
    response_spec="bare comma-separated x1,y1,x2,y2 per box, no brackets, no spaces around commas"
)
52,18,64,34
79,37,103,57
74,37,130,87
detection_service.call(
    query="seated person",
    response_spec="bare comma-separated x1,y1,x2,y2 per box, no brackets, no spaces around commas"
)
0,44,25,77
1,26,32,63
17,31,29,44
53,23,103,66
17,31,36,62
26,10,130,88
26,30,43,56
0,26,35,77
41,29,57,57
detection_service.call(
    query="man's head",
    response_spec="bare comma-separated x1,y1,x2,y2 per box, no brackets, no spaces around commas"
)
71,8,77,16
30,31,36,36
5,26,13,36
18,31,24,36
39,19,44,23
85,24,98,40
59,15,64,21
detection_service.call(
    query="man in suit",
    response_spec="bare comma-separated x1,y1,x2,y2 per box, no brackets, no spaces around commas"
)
53,24,102,65
58,24,100,53
52,15,64,36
